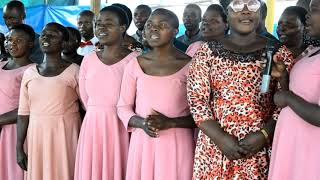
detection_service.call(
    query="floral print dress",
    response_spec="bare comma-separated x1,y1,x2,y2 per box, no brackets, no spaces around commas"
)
187,41,294,180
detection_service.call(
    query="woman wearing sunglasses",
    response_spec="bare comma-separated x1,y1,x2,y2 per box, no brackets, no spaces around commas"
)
187,0,294,179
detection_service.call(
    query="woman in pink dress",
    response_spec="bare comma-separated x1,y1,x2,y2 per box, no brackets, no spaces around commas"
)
74,6,139,180
16,22,81,180
186,4,227,57
0,24,34,180
117,9,196,180
268,0,320,179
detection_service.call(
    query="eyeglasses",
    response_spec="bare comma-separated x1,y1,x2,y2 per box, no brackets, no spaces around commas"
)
229,0,261,13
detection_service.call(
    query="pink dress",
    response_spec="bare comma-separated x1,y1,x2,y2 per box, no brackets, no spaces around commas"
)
268,47,320,180
186,41,203,57
75,51,139,180
117,59,195,180
0,61,32,180
18,64,81,180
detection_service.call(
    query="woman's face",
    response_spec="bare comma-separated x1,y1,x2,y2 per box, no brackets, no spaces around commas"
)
144,13,177,48
39,25,64,53
277,13,304,47
227,0,261,35
306,0,320,39
63,31,80,54
95,11,126,46
7,30,31,58
201,9,227,41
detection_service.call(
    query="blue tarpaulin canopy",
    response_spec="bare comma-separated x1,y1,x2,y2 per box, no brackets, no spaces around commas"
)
0,0,78,8
0,5,89,34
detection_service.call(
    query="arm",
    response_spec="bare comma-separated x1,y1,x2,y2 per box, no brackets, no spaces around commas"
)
16,115,29,171
0,109,18,126
147,112,196,130
79,57,89,110
287,92,320,126
187,44,247,160
15,72,30,171
117,61,139,132
16,115,29,149
275,90,320,127
170,115,196,128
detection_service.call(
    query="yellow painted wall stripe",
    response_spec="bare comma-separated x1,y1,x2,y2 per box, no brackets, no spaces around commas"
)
265,0,275,33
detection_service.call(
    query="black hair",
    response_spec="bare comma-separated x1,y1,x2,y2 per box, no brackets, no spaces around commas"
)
185,4,202,18
45,22,69,41
219,0,232,11
0,33,5,56
112,3,133,28
10,24,35,42
152,8,179,30
100,6,129,28
296,0,311,12
4,0,26,19
66,27,81,43
283,6,308,25
206,4,227,23
261,1,267,19
78,10,95,19
135,4,152,15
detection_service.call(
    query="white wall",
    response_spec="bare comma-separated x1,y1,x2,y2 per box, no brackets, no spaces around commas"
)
79,0,299,35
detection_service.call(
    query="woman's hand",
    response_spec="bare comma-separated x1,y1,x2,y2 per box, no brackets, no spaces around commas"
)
239,131,267,158
145,110,173,131
215,133,249,160
261,53,288,79
271,54,288,79
16,147,28,171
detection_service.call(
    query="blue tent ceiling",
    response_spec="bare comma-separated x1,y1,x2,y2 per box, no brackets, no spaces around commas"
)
0,0,78,8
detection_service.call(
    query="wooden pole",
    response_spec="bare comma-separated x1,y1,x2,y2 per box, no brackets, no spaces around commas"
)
90,0,101,14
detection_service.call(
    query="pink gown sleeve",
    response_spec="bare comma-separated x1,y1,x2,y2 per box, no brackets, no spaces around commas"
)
187,43,216,126
117,60,138,132
186,41,202,57
79,57,89,110
72,64,80,98
18,70,31,116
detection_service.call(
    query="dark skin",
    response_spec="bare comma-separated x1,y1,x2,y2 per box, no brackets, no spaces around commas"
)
277,13,306,58
273,0,320,127
199,5,278,160
133,7,151,31
16,24,72,170
62,30,83,66
201,9,227,41
95,11,132,65
3,6,25,30
183,6,201,37
0,30,33,127
77,14,94,42
128,13,196,138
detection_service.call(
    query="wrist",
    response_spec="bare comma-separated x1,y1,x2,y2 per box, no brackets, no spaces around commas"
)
168,118,176,128
260,129,270,145
16,143,24,150
284,90,294,105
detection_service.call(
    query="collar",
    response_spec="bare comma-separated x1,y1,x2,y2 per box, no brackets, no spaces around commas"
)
185,29,201,39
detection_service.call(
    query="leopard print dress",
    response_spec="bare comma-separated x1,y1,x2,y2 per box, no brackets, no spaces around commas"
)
187,41,294,180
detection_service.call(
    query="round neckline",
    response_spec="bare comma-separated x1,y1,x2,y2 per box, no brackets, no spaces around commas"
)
134,58,190,78
1,61,33,71
35,63,73,78
94,51,136,67
213,40,266,55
